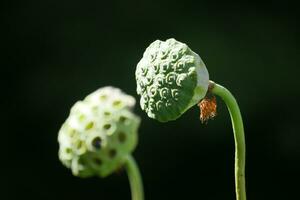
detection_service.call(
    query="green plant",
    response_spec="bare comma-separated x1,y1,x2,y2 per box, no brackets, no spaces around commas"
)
58,86,144,200
135,38,246,200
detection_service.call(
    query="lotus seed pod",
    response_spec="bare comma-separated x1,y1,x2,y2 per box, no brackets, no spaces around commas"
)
58,87,140,178
135,38,209,122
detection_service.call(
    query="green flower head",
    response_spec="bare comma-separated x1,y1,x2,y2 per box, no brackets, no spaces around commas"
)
135,38,209,122
58,87,140,178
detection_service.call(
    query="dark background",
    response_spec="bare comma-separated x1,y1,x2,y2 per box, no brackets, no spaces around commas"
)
3,0,300,199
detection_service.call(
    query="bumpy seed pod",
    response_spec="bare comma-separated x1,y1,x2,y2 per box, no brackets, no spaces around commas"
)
135,38,209,122
58,87,140,178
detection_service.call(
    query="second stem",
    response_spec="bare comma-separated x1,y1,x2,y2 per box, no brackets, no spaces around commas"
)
124,155,144,200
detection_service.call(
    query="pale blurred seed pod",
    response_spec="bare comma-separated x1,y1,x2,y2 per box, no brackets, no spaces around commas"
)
58,87,140,178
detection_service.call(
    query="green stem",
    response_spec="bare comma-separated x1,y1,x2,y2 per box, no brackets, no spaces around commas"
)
210,81,246,200
124,155,144,200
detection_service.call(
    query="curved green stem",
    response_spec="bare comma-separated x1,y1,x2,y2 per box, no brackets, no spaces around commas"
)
124,155,144,200
210,81,246,200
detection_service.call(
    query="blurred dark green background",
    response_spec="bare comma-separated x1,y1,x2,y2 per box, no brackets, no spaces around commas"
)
4,0,300,199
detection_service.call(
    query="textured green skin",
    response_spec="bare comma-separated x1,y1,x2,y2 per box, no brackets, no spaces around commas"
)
136,38,209,122
58,87,140,178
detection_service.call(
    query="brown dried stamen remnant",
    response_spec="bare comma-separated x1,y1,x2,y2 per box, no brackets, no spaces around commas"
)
198,95,217,123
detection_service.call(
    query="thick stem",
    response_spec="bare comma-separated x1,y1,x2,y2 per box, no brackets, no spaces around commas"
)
124,155,144,200
210,81,247,200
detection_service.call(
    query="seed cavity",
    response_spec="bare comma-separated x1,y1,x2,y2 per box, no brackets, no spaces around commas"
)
79,114,86,121
69,129,76,137
104,111,111,116
94,158,102,165
103,124,111,130
113,100,122,107
99,94,107,100
92,137,102,149
118,132,126,143
65,148,72,154
119,116,127,123
85,122,94,130
109,149,117,158
76,141,83,149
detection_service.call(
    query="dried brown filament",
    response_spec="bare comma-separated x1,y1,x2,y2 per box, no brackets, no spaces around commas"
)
198,95,217,123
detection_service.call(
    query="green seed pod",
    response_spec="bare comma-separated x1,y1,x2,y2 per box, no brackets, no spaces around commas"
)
135,38,209,122
58,87,140,178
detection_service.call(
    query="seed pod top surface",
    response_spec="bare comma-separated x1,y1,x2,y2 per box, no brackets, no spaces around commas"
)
58,87,140,178
135,38,209,122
